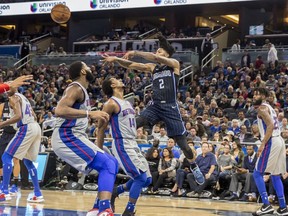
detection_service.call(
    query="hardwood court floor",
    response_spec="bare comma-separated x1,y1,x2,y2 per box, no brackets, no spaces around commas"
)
0,190,275,216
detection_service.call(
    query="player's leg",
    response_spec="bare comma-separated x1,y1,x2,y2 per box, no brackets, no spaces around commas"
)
161,104,204,184
10,158,20,195
136,103,160,129
0,152,13,200
122,172,147,216
23,158,43,202
271,139,288,215
253,141,275,215
87,152,118,215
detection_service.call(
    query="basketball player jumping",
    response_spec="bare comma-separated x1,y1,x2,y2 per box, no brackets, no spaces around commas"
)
51,61,118,216
0,87,43,202
101,33,203,184
99,77,152,216
252,87,288,216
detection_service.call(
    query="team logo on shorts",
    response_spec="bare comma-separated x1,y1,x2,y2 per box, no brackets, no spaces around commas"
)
90,0,97,9
154,0,162,5
30,3,37,12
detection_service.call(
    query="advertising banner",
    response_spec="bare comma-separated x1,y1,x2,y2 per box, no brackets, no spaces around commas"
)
0,0,254,16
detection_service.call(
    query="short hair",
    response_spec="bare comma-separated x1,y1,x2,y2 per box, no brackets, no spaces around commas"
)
157,34,175,57
69,61,83,81
254,87,270,98
102,78,113,97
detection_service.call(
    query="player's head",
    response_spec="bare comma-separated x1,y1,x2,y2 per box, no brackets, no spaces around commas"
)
102,77,124,97
253,87,270,106
156,34,175,58
69,61,94,83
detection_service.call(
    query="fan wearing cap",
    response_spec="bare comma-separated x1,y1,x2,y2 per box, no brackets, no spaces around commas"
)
102,33,205,184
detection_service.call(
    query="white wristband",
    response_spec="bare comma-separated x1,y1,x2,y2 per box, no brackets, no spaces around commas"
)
86,110,89,118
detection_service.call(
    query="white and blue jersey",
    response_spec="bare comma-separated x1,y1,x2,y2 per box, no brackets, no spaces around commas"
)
10,93,35,130
6,93,41,161
255,102,286,174
109,96,149,179
51,82,104,174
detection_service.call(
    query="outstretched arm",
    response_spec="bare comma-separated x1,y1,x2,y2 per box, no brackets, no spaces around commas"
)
0,75,33,94
102,55,154,73
123,51,180,72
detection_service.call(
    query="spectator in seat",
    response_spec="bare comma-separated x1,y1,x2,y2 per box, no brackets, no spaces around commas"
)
281,129,288,144
234,96,246,110
228,119,240,136
149,148,177,194
217,144,236,191
171,142,195,196
42,111,56,137
237,110,251,128
218,95,231,110
187,127,201,147
160,138,181,159
210,117,222,138
226,145,258,201
255,55,264,70
145,147,160,191
136,127,147,144
186,142,218,198
230,139,244,168
158,127,169,146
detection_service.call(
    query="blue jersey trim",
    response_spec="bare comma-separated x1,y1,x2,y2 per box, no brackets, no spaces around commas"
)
6,125,28,156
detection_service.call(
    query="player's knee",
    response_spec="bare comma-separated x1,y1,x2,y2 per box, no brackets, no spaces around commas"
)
23,159,35,170
135,172,147,186
1,152,12,165
143,176,152,187
104,153,118,175
136,116,149,128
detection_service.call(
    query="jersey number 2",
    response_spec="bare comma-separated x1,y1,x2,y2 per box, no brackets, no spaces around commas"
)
159,79,164,89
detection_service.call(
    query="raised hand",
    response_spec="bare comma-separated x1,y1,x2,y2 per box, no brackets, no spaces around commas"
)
122,51,135,60
9,75,33,89
101,54,116,66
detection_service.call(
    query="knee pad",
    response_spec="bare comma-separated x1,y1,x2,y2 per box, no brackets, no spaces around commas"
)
103,153,118,175
134,172,147,185
136,116,149,129
143,177,152,188
23,159,35,170
2,152,12,165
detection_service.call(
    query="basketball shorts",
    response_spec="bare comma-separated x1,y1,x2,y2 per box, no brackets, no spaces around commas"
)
140,102,186,137
111,139,151,179
0,132,16,168
51,127,104,174
255,136,287,175
5,122,41,162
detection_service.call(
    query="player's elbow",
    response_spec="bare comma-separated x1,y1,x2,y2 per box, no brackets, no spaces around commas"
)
54,106,63,117
14,114,22,122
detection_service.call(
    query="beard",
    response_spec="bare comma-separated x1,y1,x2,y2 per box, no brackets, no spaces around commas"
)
86,72,95,83
253,98,262,106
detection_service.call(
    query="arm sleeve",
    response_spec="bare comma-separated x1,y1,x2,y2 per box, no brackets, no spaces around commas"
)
0,84,10,93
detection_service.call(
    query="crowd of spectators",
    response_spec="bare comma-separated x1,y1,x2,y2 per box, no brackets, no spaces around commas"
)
0,34,288,202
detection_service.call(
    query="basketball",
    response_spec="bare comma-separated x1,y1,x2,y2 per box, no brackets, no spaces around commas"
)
50,4,71,24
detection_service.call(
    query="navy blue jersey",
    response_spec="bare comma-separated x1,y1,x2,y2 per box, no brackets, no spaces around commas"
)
152,65,179,103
